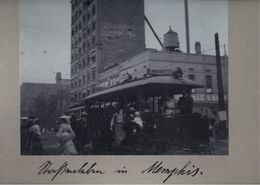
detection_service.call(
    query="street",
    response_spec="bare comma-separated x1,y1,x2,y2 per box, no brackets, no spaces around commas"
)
39,132,228,155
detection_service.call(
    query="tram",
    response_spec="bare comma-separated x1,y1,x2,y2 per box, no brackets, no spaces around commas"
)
83,74,210,153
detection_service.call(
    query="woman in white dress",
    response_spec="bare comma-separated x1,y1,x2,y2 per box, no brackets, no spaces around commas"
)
56,116,78,155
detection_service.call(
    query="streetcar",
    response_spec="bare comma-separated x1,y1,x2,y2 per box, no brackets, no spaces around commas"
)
82,74,210,153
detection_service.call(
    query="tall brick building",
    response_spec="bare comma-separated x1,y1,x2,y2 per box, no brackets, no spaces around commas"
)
70,0,145,105
20,73,70,128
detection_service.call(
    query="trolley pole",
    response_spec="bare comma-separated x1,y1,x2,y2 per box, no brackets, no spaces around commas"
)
215,33,225,111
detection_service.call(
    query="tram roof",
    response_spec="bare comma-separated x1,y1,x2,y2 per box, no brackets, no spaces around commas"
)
85,75,204,101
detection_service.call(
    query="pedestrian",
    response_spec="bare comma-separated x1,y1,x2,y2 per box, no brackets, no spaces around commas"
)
29,119,43,155
110,107,127,147
131,111,143,151
178,92,193,114
78,112,94,154
56,116,77,155
70,114,80,151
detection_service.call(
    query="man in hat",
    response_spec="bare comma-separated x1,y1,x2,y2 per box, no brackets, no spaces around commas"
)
76,112,88,153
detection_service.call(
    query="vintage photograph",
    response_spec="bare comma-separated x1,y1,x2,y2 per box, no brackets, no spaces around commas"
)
20,0,228,155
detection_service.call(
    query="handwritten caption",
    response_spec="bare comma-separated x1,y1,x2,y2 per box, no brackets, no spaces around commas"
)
37,160,203,183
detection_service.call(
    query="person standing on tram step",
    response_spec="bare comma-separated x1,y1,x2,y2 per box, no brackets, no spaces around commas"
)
29,119,43,155
178,92,194,114
161,95,176,117
110,107,127,147
56,116,77,155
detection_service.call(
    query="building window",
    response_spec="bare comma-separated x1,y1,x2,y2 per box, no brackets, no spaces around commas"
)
87,27,91,36
87,56,90,65
92,21,96,32
92,67,96,81
83,75,86,85
72,2,76,11
87,40,91,50
188,74,195,81
91,55,96,64
87,72,90,82
79,9,82,16
92,4,96,16
189,67,194,71
83,42,86,51
74,92,77,101
82,60,86,68
206,75,213,89
78,79,81,88
87,12,91,22
91,36,96,47
83,14,86,24
78,92,81,100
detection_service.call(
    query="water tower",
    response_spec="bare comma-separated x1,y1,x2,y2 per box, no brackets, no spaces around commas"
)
163,26,180,52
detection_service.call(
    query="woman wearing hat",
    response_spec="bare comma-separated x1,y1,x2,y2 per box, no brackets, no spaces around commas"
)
56,116,77,155
29,119,43,155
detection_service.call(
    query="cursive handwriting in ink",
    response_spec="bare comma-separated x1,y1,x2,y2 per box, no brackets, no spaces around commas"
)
38,160,105,181
141,161,203,183
114,166,128,174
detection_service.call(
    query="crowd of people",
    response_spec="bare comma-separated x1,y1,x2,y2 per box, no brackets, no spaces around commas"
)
21,104,145,155
21,92,198,155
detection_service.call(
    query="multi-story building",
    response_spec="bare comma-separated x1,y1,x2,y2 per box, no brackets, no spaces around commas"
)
20,73,70,128
70,0,145,106
98,28,228,117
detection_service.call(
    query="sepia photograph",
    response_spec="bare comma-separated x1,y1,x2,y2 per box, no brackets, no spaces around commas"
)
20,0,228,156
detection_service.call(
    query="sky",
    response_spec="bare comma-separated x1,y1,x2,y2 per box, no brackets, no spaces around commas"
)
20,0,228,84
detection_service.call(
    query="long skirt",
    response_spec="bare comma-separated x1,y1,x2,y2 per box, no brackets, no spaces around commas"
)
61,140,78,155
114,123,126,146
30,139,43,155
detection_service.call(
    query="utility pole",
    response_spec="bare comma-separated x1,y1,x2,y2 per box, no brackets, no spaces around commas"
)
184,0,190,53
215,33,225,111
